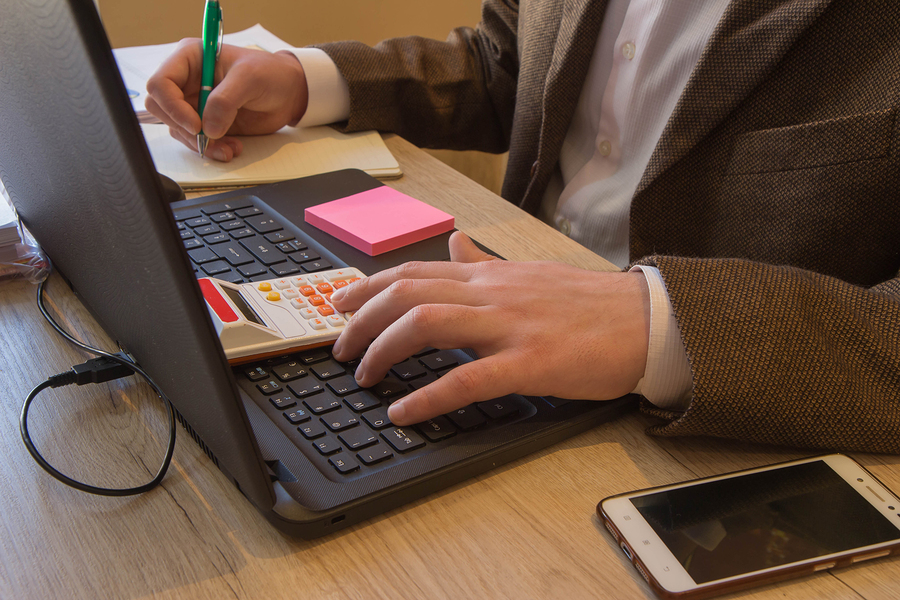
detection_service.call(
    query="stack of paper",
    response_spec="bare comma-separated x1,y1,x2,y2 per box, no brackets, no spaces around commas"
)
0,187,22,265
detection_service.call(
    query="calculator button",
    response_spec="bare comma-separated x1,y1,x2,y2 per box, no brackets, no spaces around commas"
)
258,282,272,292
309,317,327,330
326,269,356,281
306,274,326,285
283,289,300,299
325,315,345,327
298,307,317,319
317,305,335,317
332,279,349,289
290,299,306,310
299,285,315,296
316,283,334,294
266,291,281,302
273,278,292,289
309,295,325,306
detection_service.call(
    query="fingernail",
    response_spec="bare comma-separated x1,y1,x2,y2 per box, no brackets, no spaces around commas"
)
388,400,406,424
353,363,366,384
211,146,229,162
331,337,343,359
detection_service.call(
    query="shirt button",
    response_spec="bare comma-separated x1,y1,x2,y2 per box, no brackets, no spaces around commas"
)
557,217,571,236
598,140,612,156
622,41,636,60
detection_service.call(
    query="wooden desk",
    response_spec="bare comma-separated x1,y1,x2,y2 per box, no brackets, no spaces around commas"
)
1,136,897,599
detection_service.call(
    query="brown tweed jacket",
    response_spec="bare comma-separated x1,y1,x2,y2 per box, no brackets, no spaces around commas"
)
318,0,900,454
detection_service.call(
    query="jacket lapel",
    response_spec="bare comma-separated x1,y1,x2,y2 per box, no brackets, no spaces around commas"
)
635,0,835,195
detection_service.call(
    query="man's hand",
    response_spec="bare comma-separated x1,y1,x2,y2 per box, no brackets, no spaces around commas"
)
330,232,651,426
145,40,309,162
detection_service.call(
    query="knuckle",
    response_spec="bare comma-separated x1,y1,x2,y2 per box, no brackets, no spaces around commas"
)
407,304,442,330
386,278,417,301
447,366,482,399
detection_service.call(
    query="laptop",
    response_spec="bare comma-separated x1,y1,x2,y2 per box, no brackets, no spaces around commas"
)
0,0,635,537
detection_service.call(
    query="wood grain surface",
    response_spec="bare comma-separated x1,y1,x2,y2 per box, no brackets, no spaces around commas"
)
0,136,896,599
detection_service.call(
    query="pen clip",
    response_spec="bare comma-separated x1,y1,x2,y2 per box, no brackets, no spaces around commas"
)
216,5,224,58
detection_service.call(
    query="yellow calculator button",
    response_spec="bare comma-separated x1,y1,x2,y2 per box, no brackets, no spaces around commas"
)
267,291,281,302
258,282,272,292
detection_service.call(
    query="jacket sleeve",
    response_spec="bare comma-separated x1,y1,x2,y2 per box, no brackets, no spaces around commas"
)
635,255,900,454
314,0,520,153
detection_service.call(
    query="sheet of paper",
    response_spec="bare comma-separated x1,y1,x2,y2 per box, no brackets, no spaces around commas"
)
113,24,294,116
141,123,401,187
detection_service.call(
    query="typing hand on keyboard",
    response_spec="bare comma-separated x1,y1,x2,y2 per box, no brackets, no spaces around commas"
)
330,231,651,426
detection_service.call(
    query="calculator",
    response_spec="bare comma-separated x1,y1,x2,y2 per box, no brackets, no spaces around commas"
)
198,268,365,363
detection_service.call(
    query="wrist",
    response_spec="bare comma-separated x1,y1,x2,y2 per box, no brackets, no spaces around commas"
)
275,50,308,126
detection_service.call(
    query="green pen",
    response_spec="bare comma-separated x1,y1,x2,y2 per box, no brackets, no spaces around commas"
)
197,0,223,157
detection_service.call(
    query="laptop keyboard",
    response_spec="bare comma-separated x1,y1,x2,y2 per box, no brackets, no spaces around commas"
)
173,196,536,480
174,197,336,284
239,345,534,479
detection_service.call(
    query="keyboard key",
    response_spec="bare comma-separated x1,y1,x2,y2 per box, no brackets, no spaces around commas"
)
372,377,407,399
173,208,203,221
187,246,219,264
203,233,229,244
213,243,254,266
339,427,378,450
328,453,359,474
265,231,294,243
478,398,520,420
219,220,246,231
244,366,269,381
299,348,331,364
381,427,426,453
391,359,428,381
327,375,360,396
240,236,284,265
420,351,459,372
229,227,256,239
283,408,310,424
201,199,253,215
194,225,220,236
185,216,212,228
446,406,487,430
300,260,333,273
270,262,301,277
288,250,320,264
271,361,307,381
238,262,268,278
183,238,202,249
303,395,342,414
200,260,232,276
235,206,263,217
313,437,342,455
269,395,296,410
322,408,360,432
209,211,237,223
256,380,283,395
245,215,282,233
214,271,245,284
357,444,393,465
310,360,345,380
288,240,309,252
180,230,195,240
344,391,381,412
417,416,457,442
362,406,392,429
298,420,326,439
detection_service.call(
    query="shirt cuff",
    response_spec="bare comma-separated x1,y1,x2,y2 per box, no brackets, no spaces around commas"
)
628,266,693,411
282,48,350,128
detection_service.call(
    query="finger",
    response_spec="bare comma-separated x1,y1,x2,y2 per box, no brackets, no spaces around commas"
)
387,356,517,425
449,231,500,263
145,41,204,134
330,260,478,311
199,69,265,139
332,278,483,361
170,128,242,162
350,303,495,386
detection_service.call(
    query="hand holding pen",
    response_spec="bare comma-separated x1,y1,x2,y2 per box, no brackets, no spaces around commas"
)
197,0,223,157
145,35,311,162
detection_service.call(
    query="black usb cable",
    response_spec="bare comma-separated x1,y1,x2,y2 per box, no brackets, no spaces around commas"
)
20,275,176,496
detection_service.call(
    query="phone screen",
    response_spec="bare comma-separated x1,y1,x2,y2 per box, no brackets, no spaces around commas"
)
630,460,900,584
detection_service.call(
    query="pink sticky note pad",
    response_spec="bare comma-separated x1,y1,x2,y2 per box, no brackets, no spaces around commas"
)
305,187,455,256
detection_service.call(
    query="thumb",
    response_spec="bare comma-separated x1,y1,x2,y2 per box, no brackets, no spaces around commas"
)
449,231,500,263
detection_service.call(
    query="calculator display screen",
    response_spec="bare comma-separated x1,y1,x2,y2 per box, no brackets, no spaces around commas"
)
222,286,266,327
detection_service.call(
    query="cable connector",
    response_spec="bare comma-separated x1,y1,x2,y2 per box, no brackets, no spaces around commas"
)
69,353,136,386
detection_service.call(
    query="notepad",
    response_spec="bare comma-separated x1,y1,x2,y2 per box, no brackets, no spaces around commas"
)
141,124,402,188
305,187,455,256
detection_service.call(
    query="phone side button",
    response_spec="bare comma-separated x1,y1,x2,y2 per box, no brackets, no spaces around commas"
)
850,550,892,564
814,562,836,572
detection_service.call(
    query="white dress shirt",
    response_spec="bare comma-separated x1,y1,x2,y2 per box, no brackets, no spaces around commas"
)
286,0,732,411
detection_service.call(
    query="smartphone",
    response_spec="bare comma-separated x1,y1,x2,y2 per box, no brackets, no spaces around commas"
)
599,454,900,599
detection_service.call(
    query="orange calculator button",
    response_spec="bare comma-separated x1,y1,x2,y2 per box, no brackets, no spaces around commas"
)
316,283,334,294
299,285,315,296
309,295,325,306
333,280,349,289
347,277,360,283
317,305,335,316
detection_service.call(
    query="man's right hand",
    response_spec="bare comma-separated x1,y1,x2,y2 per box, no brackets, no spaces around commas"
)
145,39,309,162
